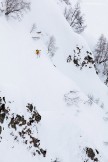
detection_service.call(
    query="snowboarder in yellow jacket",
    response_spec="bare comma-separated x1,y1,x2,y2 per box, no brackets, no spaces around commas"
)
36,50,41,57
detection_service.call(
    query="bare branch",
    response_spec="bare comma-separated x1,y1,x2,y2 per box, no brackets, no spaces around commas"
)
1,0,31,19
64,2,86,34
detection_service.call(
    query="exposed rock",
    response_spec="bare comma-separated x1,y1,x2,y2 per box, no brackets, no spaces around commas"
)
30,135,40,147
8,115,26,130
67,55,72,63
0,97,45,157
26,103,34,112
67,47,94,69
0,126,2,134
85,147,99,162
40,148,47,157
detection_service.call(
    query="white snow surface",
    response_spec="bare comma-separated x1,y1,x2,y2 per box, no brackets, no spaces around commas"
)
0,0,108,162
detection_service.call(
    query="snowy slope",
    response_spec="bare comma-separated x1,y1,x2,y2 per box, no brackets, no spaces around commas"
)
45,0,108,111
0,0,108,162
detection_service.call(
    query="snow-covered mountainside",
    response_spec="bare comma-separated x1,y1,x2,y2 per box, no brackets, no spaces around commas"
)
0,0,108,162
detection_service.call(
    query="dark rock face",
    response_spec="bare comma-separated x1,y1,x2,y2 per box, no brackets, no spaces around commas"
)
85,147,100,162
73,56,80,66
0,97,9,124
0,97,10,139
0,126,2,134
67,46,94,69
82,55,94,68
86,148,95,160
8,115,26,130
0,97,46,157
67,55,72,63
26,103,41,124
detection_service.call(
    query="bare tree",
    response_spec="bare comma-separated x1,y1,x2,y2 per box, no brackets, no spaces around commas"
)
64,7,72,21
94,34,108,85
0,0,30,19
64,2,86,34
102,42,108,65
86,94,94,106
94,34,107,64
47,36,57,57
64,90,81,106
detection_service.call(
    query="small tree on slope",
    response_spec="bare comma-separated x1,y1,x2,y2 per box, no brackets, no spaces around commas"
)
94,34,108,64
0,0,30,19
64,2,86,34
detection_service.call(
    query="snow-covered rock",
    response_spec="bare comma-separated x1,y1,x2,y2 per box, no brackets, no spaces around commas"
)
0,0,108,162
